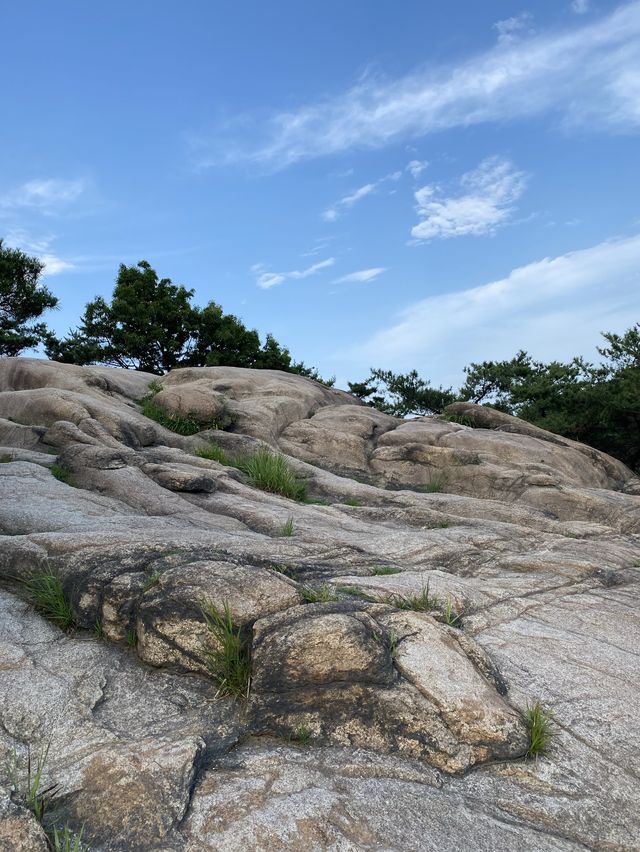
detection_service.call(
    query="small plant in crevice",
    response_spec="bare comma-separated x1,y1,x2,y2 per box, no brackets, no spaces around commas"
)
201,600,251,699
125,627,138,648
50,463,76,487
419,472,449,494
269,563,294,577
299,584,338,604
525,701,556,758
49,823,89,852
194,442,230,465
289,724,312,747
21,570,76,632
7,743,58,825
0,453,13,463
388,583,441,613
147,378,163,396
442,597,463,628
371,565,401,576
343,498,362,507
277,517,295,537
140,397,203,436
92,619,105,640
235,448,307,502
336,585,376,602
440,413,475,428
142,571,163,592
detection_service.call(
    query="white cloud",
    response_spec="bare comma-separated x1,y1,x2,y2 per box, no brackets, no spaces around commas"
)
572,0,590,13
0,178,85,211
411,157,527,241
4,229,75,276
322,171,402,221
252,257,335,289
407,159,429,179
493,12,535,44
347,234,640,386
333,267,387,284
201,3,640,168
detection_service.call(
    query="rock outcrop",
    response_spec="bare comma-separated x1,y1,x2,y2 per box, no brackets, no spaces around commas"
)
0,357,638,850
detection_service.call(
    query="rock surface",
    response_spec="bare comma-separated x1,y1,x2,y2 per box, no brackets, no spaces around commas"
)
0,356,638,850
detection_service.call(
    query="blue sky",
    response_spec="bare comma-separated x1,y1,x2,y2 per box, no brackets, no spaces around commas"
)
2,0,639,388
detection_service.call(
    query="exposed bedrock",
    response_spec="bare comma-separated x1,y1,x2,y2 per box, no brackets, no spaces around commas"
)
0,357,638,850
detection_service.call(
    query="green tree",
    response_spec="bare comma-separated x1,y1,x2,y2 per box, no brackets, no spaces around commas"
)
0,238,58,356
349,368,456,416
47,260,333,383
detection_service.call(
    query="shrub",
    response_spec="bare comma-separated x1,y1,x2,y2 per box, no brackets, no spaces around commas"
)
21,571,76,631
236,449,307,501
525,701,556,758
201,601,251,699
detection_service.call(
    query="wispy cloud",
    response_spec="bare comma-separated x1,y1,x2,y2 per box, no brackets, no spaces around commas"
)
199,3,640,168
572,0,590,13
251,257,335,289
406,159,429,179
333,267,387,284
348,234,640,383
4,229,75,276
411,157,527,242
492,12,535,44
322,171,401,221
0,178,85,212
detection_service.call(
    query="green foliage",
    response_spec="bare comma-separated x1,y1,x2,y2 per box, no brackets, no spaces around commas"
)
389,584,440,613
371,565,401,576
195,442,230,465
147,378,163,395
336,585,376,601
343,497,362,507
125,627,138,647
442,597,462,628
236,448,307,501
348,368,457,416
278,517,295,537
49,824,88,852
525,702,556,758
142,571,162,592
140,397,205,435
289,724,312,746
0,453,13,463
299,584,338,603
8,743,57,825
45,259,330,381
0,238,58,356
440,413,475,427
50,463,75,486
21,570,76,631
92,619,105,640
420,471,449,493
201,600,251,699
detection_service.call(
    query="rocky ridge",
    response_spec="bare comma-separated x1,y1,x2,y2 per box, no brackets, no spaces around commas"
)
0,357,638,850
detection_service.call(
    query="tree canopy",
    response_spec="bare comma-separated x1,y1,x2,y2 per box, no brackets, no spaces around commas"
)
46,260,332,383
0,239,58,356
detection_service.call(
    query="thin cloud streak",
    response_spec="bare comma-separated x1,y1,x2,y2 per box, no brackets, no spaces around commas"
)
200,2,640,168
333,267,387,284
251,257,335,289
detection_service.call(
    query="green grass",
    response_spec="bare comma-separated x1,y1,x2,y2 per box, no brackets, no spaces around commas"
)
140,397,204,435
371,565,401,576
388,583,441,613
0,453,13,463
343,498,362,507
8,744,58,825
299,584,338,603
21,571,76,631
442,597,463,628
336,585,376,601
50,463,76,487
125,627,138,648
277,517,295,537
147,379,163,395
235,448,307,501
270,563,294,577
420,472,449,493
49,824,88,852
289,724,312,747
92,619,105,640
525,702,556,758
195,443,230,465
440,413,475,427
201,600,251,699
142,571,162,592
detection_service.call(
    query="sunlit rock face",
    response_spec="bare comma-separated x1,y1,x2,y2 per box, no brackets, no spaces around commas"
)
0,356,638,851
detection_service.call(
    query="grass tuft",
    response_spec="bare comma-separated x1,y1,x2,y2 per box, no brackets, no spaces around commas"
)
147,379,163,395
343,498,362,507
142,571,162,592
388,583,440,613
525,701,556,758
21,571,76,631
289,724,312,747
195,443,230,465
0,453,13,463
92,619,105,640
299,584,338,603
371,565,401,576
125,627,138,648
277,517,295,537
420,472,449,493
201,600,251,699
50,463,76,487
235,448,307,501
8,744,58,825
49,824,88,852
440,413,475,427
442,597,463,628
140,398,204,435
